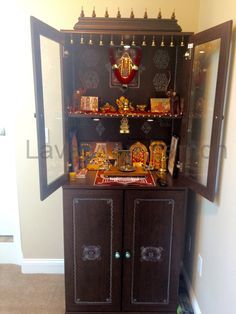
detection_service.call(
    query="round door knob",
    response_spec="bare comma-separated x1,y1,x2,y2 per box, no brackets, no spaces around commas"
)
114,251,121,259
125,251,131,259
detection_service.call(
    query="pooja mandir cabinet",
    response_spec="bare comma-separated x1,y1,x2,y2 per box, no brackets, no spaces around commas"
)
31,12,232,314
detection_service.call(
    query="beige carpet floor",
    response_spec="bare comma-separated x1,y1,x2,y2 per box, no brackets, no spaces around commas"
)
0,264,65,314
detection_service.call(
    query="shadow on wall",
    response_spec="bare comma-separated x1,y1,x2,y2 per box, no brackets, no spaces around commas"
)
183,190,198,283
216,24,236,206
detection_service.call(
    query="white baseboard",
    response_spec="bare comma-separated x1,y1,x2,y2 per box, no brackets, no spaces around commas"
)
21,258,64,274
182,267,202,314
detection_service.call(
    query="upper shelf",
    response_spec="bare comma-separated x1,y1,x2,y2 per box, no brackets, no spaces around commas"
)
67,111,183,119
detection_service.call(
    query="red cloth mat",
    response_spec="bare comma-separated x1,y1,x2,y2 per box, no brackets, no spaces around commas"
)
94,171,155,186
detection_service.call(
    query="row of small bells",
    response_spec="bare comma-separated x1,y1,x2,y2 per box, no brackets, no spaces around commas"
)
72,7,185,47
72,34,185,48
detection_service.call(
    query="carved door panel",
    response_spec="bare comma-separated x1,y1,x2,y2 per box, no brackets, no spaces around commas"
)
123,190,186,312
63,189,123,312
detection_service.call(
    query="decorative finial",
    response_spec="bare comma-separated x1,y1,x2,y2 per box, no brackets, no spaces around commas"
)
144,9,148,19
130,8,134,18
80,6,85,18
105,8,109,18
92,6,96,18
171,9,175,19
158,9,162,19
117,8,121,18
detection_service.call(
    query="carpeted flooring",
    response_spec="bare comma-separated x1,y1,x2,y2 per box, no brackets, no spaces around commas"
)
0,264,65,314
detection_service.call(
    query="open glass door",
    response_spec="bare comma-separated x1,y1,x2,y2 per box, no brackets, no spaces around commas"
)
181,21,232,202
31,17,67,200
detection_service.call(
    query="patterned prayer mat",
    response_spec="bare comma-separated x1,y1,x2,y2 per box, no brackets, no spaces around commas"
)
94,170,155,186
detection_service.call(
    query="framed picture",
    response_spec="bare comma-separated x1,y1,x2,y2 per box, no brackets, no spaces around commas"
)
110,46,140,88
80,96,98,112
150,98,170,113
168,136,179,176
117,150,133,170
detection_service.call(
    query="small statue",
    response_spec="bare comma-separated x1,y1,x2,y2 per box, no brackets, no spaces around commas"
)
166,89,180,114
100,102,116,113
120,117,130,134
116,96,135,113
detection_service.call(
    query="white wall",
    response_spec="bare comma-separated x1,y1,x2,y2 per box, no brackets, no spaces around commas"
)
0,2,23,263
183,1,236,313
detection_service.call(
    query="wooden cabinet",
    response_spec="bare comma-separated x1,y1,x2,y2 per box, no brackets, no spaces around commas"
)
30,12,232,314
63,188,186,313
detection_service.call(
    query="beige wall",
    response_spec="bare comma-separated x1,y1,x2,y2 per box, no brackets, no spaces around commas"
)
183,1,236,313
4,0,199,259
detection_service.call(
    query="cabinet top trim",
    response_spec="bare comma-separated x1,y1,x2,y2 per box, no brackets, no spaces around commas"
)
73,17,182,32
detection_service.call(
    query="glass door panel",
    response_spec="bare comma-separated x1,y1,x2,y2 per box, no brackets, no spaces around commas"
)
185,39,220,186
31,16,67,200
40,35,65,185
182,21,232,201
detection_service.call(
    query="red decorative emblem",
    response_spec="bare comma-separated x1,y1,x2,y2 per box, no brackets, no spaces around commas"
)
109,47,142,86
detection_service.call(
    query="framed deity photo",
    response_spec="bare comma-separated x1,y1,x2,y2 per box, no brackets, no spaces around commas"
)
80,96,98,112
168,136,179,176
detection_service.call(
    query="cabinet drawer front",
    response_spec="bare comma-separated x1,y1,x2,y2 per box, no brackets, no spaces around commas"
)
123,190,186,312
63,189,123,312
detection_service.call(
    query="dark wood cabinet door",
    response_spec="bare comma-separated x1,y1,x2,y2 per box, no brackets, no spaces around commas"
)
63,189,123,312
123,189,186,313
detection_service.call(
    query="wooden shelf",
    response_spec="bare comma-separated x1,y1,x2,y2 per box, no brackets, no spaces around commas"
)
67,111,183,119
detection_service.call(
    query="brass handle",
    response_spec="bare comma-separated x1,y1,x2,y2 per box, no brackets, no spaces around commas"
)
114,251,121,259
125,251,131,259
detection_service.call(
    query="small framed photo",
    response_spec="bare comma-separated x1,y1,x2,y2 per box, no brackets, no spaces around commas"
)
168,136,179,176
80,96,98,112
117,150,132,170
150,98,170,113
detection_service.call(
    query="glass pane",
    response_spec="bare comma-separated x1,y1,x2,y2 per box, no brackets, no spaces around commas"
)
185,39,221,186
40,35,64,185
